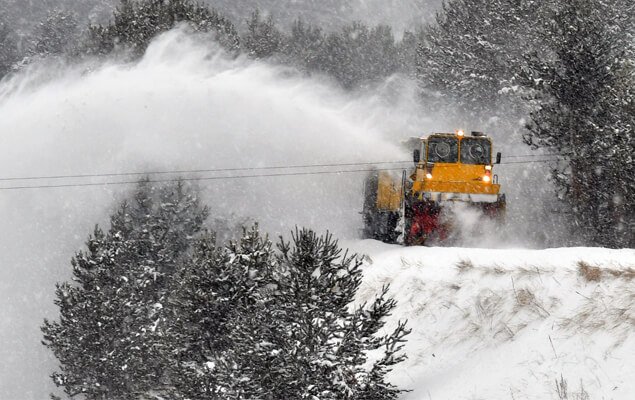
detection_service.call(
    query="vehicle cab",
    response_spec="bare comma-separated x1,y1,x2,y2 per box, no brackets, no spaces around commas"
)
411,130,502,202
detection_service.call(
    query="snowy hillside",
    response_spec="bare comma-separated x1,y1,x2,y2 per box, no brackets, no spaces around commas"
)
350,242,635,400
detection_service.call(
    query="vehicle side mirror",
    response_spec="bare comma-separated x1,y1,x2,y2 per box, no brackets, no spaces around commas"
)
413,149,420,164
496,152,502,164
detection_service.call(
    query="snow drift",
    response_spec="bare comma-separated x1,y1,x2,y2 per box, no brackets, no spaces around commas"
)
352,241,635,400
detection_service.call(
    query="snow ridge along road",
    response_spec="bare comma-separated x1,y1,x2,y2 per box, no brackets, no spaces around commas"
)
349,241,635,400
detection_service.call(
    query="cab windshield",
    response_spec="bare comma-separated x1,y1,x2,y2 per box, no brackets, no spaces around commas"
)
460,138,491,164
427,137,459,163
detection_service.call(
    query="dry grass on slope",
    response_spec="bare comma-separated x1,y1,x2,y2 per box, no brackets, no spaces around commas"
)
578,261,635,282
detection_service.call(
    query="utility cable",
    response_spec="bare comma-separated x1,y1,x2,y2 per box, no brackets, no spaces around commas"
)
0,167,408,191
0,155,570,191
502,152,571,159
0,160,412,183
501,158,567,165
0,152,573,183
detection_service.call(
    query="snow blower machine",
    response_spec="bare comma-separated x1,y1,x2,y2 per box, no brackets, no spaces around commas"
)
362,130,506,245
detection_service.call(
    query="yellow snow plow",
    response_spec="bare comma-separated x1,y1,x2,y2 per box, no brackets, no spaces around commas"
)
362,130,506,245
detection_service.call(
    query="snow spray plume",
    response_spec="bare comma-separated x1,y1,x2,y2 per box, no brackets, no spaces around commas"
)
0,28,419,398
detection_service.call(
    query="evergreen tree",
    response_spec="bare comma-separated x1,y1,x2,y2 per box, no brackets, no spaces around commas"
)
317,22,401,89
395,30,418,77
86,0,240,56
243,10,283,59
239,16,409,89
165,225,276,398
415,0,545,127
362,25,402,83
44,196,410,399
214,228,410,399
0,16,19,79
521,0,635,247
29,9,82,57
283,19,325,73
42,180,208,399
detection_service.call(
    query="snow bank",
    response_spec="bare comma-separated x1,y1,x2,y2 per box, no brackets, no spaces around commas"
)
350,241,635,400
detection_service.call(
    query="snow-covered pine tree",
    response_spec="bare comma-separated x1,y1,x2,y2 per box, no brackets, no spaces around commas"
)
415,0,543,127
243,10,284,59
260,17,406,89
86,0,240,56
283,19,325,72
521,0,635,247
216,228,410,399
0,15,19,78
29,9,82,57
319,22,401,89
42,179,208,399
396,30,418,77
164,225,277,398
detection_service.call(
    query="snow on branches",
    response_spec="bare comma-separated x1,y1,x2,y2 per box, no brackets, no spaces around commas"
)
42,180,409,399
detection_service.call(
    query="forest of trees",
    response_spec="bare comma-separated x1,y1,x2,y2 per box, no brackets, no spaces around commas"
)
42,180,410,399
0,0,418,86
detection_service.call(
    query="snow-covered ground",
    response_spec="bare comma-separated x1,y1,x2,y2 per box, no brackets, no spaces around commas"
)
349,241,635,400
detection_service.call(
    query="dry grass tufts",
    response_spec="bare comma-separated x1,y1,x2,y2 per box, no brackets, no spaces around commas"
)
513,287,551,318
492,266,506,275
480,264,510,276
578,260,635,282
578,261,602,282
555,375,590,400
555,374,568,399
560,283,635,340
606,266,635,280
448,283,461,291
455,259,474,273
516,288,535,306
516,265,550,279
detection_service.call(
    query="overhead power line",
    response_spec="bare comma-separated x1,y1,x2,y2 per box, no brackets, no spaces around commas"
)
0,167,408,191
0,160,412,183
502,153,571,159
0,153,570,184
0,155,570,191
501,158,568,165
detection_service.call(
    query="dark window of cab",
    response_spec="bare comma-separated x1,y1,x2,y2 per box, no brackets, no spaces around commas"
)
460,137,491,165
428,136,459,163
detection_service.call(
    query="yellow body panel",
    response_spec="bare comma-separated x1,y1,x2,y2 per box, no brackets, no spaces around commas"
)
376,171,402,211
413,179,500,195
413,163,500,195
428,163,484,182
